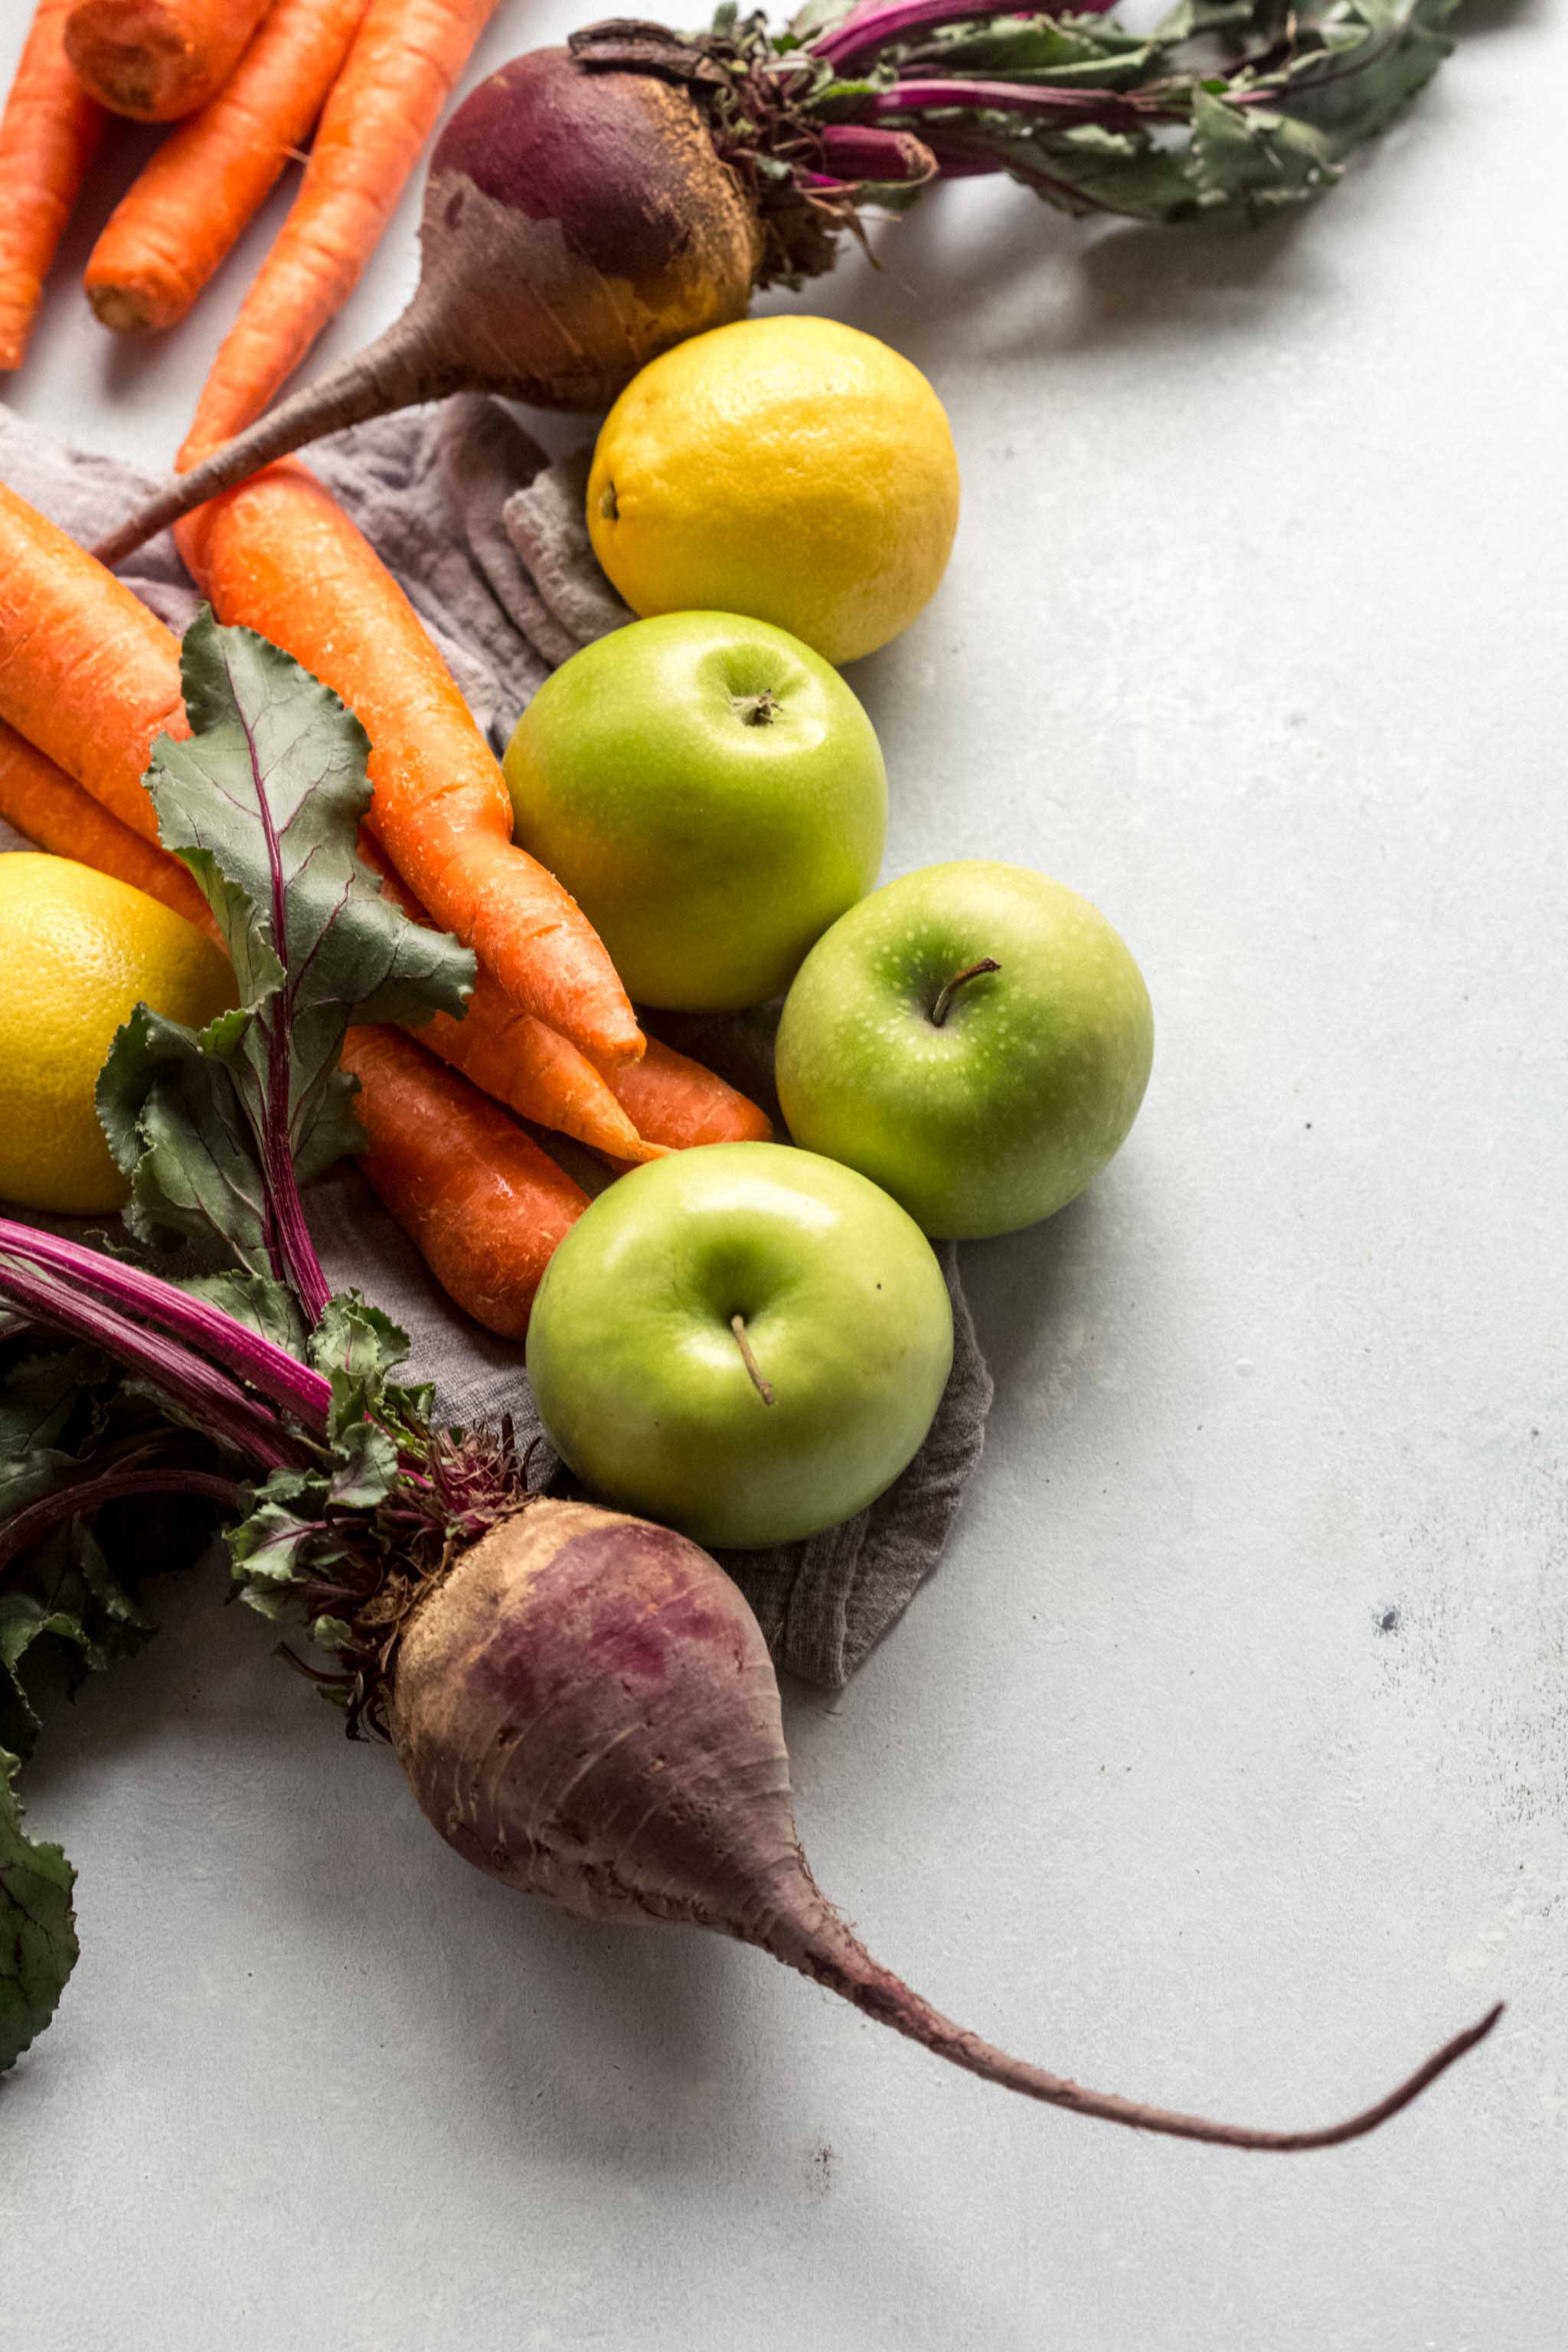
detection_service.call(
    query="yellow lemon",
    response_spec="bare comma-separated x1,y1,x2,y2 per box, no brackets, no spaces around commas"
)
0,854,233,1215
587,316,960,667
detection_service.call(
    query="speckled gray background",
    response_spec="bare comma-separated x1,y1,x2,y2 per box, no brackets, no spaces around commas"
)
2,2,1563,2344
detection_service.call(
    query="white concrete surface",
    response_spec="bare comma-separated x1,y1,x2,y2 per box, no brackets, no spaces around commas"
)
2,3,1563,2346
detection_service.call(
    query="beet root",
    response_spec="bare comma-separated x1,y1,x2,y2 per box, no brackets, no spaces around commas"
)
388,1501,1499,2150
93,48,765,566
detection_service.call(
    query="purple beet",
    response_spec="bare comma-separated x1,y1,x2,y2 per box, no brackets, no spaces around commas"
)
388,1498,1500,2151
93,38,861,564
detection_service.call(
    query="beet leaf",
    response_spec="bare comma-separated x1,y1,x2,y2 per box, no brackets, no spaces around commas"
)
0,1756,77,2073
790,0,1464,224
98,610,474,1318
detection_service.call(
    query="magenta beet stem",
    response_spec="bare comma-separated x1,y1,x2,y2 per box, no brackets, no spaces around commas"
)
815,123,938,181
230,603,334,1331
0,1464,247,1579
919,139,1004,176
812,0,1116,71
918,129,1121,208
0,1250,307,1472
263,1096,332,1328
0,1216,332,1428
870,76,1165,124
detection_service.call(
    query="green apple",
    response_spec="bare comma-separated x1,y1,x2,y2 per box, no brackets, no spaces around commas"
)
525,1142,952,1549
774,861,1154,1240
502,612,887,1012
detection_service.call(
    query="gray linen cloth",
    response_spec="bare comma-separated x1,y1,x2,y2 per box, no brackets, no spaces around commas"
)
0,400,992,1686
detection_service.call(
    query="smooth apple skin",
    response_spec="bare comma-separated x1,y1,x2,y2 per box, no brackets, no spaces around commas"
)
502,612,887,1011
524,1143,953,1549
774,861,1155,1240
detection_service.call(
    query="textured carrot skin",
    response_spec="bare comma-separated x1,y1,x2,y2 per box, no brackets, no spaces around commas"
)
341,1024,587,1340
606,1036,773,1155
84,0,369,333
0,716,214,929
64,0,273,122
358,830,659,1165
178,462,645,1066
419,991,664,1165
0,1,106,370
0,479,186,841
181,0,501,450
365,829,766,1165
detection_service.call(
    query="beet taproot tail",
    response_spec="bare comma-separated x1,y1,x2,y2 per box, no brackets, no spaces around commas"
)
388,1502,1500,2151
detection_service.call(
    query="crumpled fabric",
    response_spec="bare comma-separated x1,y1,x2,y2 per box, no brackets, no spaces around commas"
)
0,397,992,1686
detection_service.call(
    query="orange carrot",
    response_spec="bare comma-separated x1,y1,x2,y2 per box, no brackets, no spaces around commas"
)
606,1036,774,1156
0,714,214,928
357,831,661,1166
0,478,185,841
181,0,501,452
341,1023,587,1341
64,0,273,122
83,0,368,334
0,0,106,371
419,989,665,1167
178,462,645,1067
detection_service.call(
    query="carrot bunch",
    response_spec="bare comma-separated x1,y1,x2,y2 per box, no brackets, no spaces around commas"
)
0,478,770,1337
0,0,500,374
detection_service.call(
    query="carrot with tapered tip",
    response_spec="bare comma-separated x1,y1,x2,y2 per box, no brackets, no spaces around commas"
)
0,0,105,370
603,1035,773,1158
357,830,660,1166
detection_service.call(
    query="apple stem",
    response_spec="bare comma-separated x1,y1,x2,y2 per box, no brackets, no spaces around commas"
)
930,958,1001,1027
733,689,780,727
730,1314,776,1406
